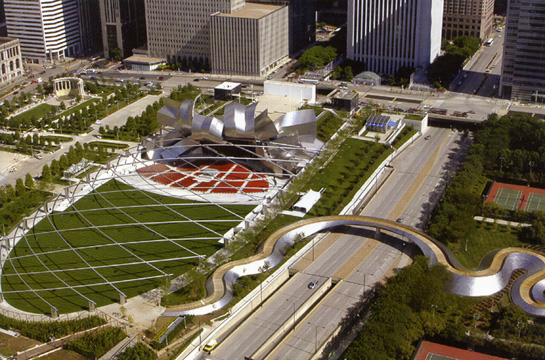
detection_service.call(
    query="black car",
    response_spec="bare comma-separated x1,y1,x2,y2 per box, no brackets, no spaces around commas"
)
308,280,319,289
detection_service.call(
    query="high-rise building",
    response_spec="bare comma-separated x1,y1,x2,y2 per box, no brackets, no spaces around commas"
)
211,3,288,76
442,0,494,41
99,0,147,60
0,0,7,37
316,0,347,27
4,0,81,64
250,0,315,56
145,0,245,65
78,0,102,55
347,0,443,75
500,0,545,102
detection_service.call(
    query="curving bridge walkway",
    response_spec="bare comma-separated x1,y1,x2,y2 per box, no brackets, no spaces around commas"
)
164,215,545,317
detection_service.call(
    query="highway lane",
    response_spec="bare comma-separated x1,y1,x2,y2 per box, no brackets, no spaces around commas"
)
207,231,371,360
269,238,405,360
362,127,459,223
400,131,472,228
203,127,462,360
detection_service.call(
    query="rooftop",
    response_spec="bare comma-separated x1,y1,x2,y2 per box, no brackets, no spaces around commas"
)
329,88,358,100
218,3,284,19
215,82,242,91
124,55,166,64
0,37,18,45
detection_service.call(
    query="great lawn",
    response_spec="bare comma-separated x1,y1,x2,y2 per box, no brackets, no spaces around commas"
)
2,180,252,314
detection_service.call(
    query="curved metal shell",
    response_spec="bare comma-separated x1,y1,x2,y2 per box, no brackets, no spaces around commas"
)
223,102,255,139
178,100,194,130
192,114,224,143
275,109,317,138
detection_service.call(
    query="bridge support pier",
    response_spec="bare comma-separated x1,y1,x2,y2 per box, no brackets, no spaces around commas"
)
374,228,382,240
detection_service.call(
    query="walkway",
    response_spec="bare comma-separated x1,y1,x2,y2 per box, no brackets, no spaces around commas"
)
164,215,545,317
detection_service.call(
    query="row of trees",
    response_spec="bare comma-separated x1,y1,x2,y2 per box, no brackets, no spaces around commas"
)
343,257,461,359
101,84,202,141
119,342,157,360
343,256,545,360
0,173,49,229
428,35,480,88
298,45,338,72
429,113,545,245
64,327,126,358
0,314,105,343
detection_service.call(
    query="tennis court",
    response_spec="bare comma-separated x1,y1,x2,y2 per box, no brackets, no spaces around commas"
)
426,355,458,360
494,188,522,210
526,192,545,212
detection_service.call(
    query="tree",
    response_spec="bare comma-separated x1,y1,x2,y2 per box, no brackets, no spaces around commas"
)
50,159,60,175
110,48,122,62
299,46,338,70
41,164,52,183
25,173,34,189
15,178,25,196
59,101,66,111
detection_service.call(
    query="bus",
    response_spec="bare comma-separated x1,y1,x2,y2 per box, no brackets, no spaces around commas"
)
485,38,494,47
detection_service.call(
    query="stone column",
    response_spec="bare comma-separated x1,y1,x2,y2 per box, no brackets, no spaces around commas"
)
119,293,126,305
88,300,95,312
51,307,58,320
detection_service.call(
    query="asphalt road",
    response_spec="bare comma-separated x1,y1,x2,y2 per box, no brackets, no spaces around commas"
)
207,231,371,360
201,129,462,360
363,127,470,229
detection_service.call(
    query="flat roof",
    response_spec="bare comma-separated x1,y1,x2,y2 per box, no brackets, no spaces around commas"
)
329,88,358,100
124,55,166,64
215,82,241,91
218,3,284,19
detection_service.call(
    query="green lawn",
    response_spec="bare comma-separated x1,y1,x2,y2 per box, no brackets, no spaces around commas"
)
306,138,393,216
56,99,100,119
449,225,523,269
2,180,252,314
316,112,344,142
11,104,57,123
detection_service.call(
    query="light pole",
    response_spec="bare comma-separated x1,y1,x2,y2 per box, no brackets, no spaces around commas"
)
473,312,480,330
307,322,325,354
357,269,366,297
431,304,438,325
286,298,296,329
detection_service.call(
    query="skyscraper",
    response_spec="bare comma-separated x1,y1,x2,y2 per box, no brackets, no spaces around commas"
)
78,0,102,55
500,0,545,102
442,0,494,41
145,0,245,65
347,0,443,75
99,0,147,60
4,0,81,64
251,0,315,55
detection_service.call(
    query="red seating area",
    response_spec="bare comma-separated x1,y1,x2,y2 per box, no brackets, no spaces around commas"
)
137,163,170,176
138,161,269,194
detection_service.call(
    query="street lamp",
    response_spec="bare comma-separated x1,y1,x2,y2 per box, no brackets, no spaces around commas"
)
307,322,325,354
357,269,366,297
286,298,296,329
